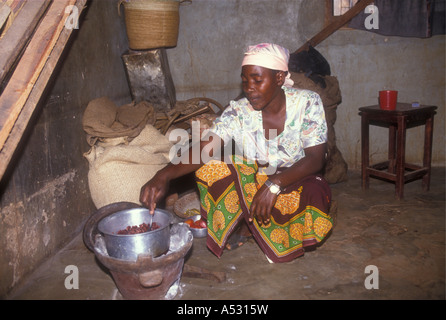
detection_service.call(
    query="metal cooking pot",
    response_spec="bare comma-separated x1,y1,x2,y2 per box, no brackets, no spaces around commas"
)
97,207,171,261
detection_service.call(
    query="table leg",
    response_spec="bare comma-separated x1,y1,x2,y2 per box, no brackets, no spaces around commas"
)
422,115,434,191
361,114,369,189
388,124,396,173
395,116,406,200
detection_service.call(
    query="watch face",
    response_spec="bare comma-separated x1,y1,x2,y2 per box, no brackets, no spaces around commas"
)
270,185,280,194
265,180,280,194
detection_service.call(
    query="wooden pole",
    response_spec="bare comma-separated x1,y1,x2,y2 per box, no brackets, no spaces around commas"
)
294,0,375,53
0,0,87,181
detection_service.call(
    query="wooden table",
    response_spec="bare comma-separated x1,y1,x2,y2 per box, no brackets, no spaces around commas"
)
359,103,437,200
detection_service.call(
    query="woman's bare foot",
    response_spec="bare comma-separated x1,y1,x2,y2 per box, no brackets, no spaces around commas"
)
225,221,252,250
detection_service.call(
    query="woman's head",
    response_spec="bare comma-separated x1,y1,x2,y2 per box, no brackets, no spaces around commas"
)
241,43,294,88
241,43,293,111
241,65,285,111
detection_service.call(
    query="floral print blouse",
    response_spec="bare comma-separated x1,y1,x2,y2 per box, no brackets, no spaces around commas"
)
209,86,327,170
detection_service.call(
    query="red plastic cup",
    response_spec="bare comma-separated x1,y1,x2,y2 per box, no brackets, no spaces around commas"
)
379,90,398,110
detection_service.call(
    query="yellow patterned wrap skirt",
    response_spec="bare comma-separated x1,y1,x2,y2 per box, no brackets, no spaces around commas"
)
195,155,333,263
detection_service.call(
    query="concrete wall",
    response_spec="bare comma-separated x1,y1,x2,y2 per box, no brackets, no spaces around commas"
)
0,0,131,297
168,0,445,168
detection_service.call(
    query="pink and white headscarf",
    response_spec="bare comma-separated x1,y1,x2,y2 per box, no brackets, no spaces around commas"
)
241,43,294,88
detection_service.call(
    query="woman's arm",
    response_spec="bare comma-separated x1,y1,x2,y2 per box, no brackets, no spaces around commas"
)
140,132,225,213
269,143,327,188
249,143,327,225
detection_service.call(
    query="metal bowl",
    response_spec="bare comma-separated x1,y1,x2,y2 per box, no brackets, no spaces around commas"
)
187,215,207,238
97,208,171,261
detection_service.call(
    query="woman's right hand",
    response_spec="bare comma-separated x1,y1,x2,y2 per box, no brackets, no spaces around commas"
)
139,171,170,214
139,133,222,213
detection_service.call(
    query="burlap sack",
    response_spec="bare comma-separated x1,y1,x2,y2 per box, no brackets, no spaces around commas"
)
290,72,342,110
290,72,348,184
82,97,155,146
84,124,172,208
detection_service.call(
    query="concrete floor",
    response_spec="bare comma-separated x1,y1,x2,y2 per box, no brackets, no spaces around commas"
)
8,168,445,300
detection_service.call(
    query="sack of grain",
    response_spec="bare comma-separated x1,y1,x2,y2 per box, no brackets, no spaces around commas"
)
84,124,172,208
82,97,155,146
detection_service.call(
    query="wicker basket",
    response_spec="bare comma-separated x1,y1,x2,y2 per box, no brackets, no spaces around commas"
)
119,0,183,50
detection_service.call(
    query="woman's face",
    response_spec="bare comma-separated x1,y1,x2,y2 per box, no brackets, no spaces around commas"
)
241,65,284,111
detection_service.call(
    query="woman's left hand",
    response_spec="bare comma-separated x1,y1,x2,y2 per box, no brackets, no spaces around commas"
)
249,185,278,226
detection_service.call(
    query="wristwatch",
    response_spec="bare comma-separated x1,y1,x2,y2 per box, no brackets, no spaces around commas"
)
264,179,281,195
